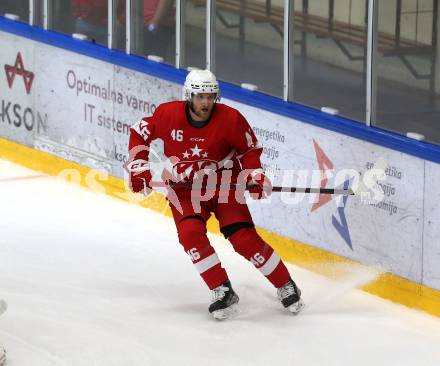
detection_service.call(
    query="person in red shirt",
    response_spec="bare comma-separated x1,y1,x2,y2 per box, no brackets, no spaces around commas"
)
72,0,108,44
127,69,303,320
143,0,174,59
72,0,125,46
71,0,173,54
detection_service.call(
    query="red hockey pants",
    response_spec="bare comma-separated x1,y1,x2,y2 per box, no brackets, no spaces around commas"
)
170,191,290,290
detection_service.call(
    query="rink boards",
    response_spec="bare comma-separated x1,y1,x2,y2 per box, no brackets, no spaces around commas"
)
0,19,439,316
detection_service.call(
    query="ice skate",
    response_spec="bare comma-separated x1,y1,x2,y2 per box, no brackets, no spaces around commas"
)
209,280,239,320
277,279,304,314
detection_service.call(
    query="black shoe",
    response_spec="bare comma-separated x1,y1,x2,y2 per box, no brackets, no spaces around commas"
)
277,279,304,314
209,280,239,320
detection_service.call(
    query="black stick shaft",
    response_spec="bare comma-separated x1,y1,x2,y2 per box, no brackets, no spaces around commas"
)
150,182,354,195
272,186,354,195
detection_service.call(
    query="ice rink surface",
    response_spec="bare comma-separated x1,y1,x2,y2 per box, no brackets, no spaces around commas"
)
0,159,440,366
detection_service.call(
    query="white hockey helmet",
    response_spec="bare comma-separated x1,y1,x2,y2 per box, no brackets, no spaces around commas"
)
183,69,220,101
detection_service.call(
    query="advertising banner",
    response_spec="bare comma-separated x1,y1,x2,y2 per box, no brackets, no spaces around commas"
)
423,161,440,290
0,29,438,290
225,100,424,283
0,34,39,147
0,30,181,175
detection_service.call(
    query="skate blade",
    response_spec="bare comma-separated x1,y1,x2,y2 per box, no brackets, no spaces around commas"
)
288,299,305,314
212,303,238,320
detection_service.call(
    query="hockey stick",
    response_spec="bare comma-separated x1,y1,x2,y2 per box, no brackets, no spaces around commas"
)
271,186,354,195
270,157,388,196
128,157,387,197
352,157,388,195
148,181,354,195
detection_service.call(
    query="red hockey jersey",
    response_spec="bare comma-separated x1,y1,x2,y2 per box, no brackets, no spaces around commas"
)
128,101,262,189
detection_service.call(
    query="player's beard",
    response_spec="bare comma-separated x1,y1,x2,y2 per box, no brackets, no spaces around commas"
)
190,103,213,121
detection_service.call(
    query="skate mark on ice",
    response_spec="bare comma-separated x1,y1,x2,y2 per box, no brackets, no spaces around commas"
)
0,330,69,366
0,174,48,183
302,263,381,314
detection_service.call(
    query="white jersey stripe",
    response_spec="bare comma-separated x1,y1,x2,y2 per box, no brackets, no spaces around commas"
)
194,253,221,274
258,251,281,276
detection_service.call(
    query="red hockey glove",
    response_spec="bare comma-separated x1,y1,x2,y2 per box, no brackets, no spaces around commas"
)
246,169,272,200
125,158,153,196
129,170,152,196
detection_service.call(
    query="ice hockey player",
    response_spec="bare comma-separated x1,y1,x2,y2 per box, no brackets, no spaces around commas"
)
127,69,304,320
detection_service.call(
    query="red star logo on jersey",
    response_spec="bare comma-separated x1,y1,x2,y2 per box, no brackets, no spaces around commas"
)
4,52,34,94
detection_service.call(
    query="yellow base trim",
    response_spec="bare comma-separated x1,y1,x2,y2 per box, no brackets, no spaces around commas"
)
1,137,440,318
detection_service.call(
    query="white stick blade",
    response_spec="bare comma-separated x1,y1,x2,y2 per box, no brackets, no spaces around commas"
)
355,157,388,194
